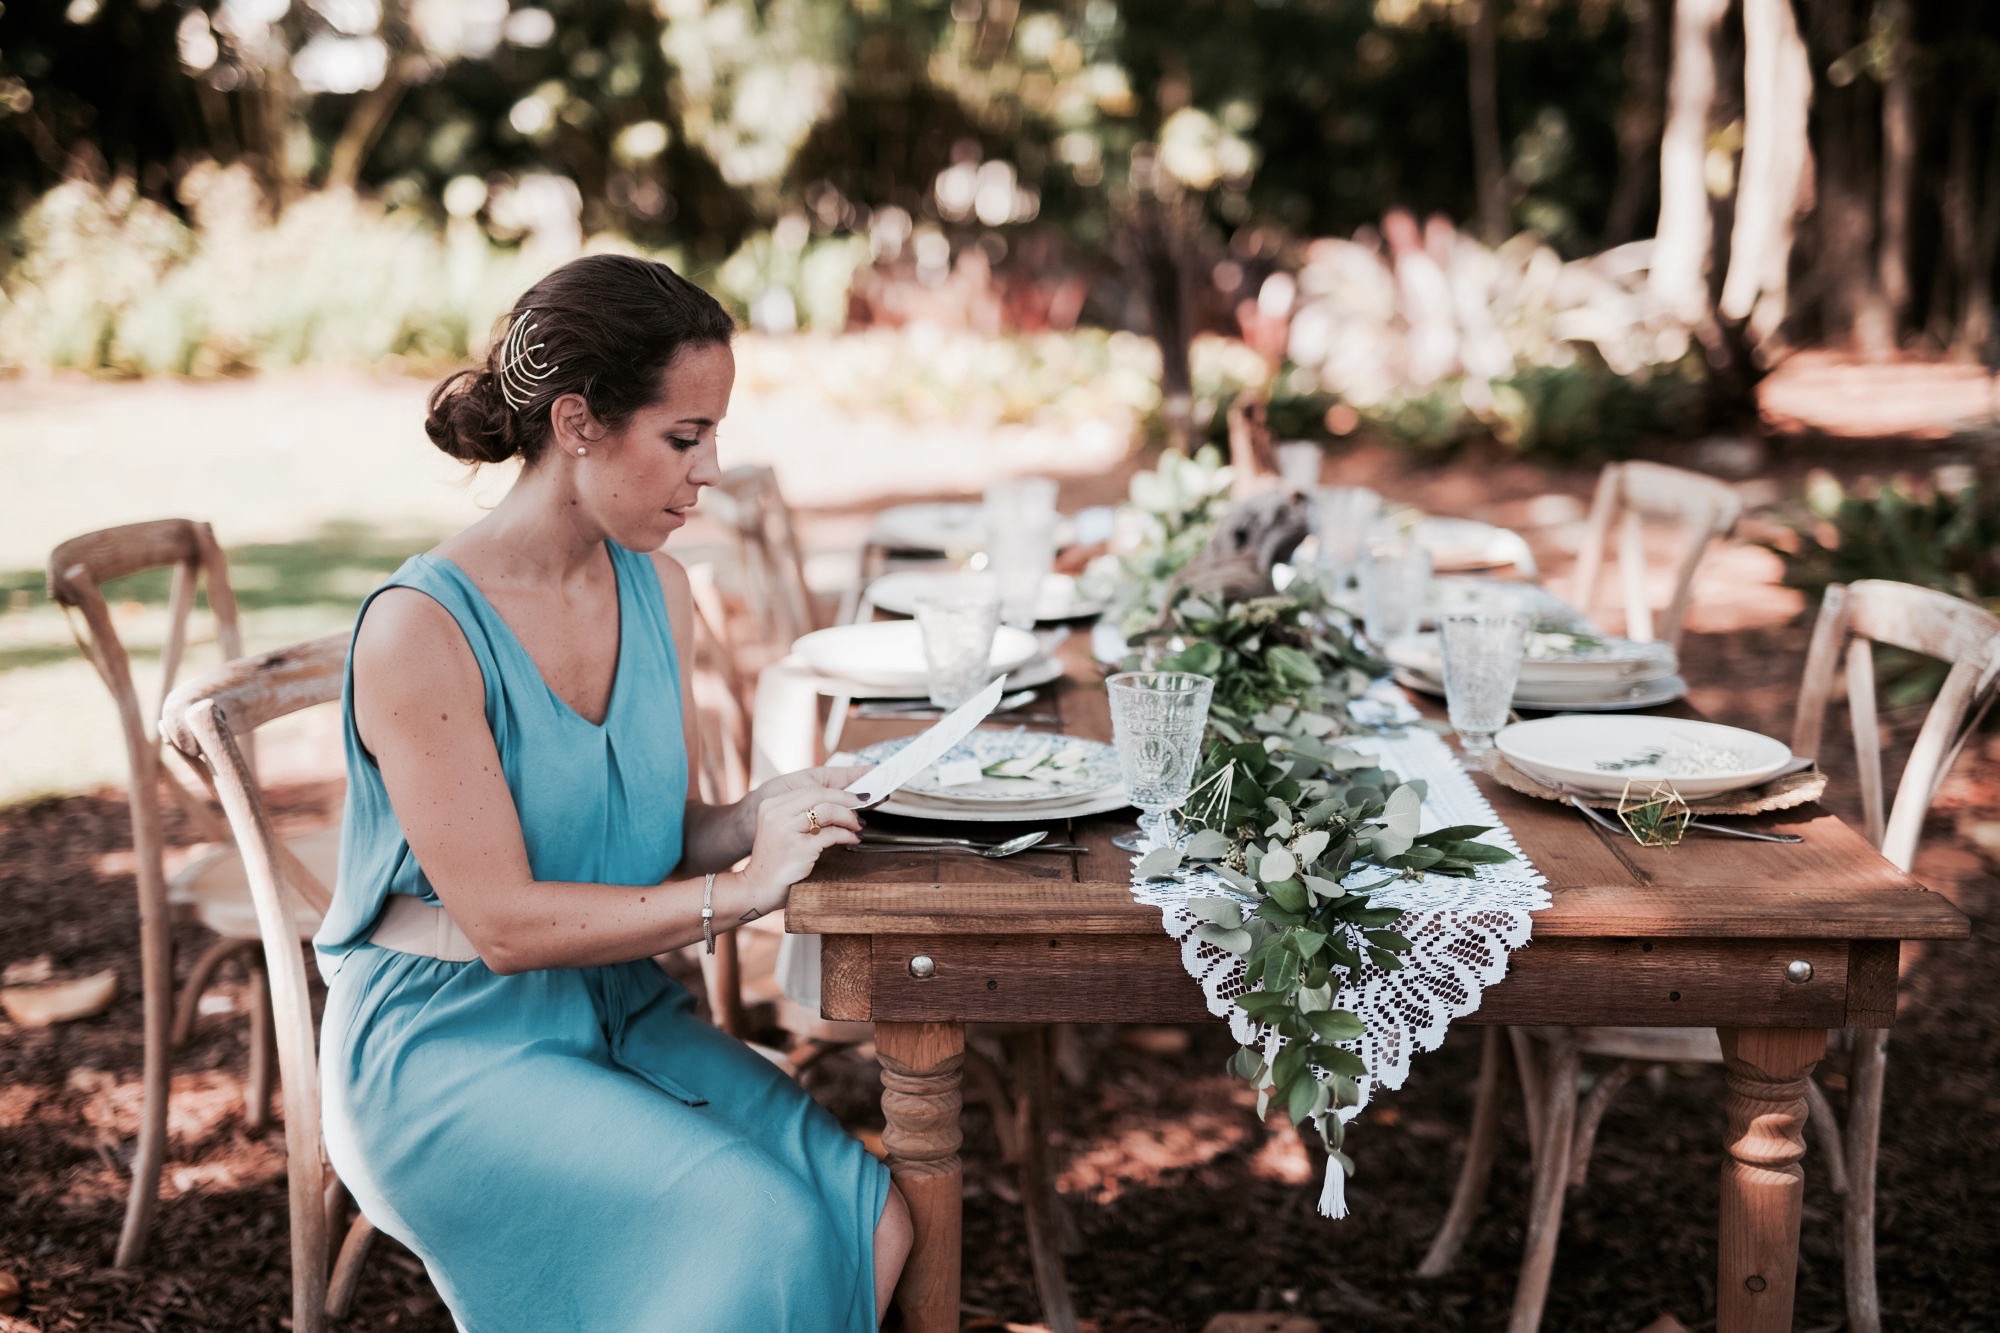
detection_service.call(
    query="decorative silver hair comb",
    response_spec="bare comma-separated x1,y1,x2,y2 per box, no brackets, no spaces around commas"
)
498,311,559,410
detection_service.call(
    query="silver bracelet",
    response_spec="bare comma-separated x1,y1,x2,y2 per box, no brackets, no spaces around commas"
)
701,872,716,955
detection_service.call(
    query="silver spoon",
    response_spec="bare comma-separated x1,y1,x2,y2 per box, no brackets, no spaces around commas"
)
848,830,1052,858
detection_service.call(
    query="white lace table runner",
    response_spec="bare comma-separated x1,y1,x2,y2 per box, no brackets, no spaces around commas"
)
1127,696,1549,1216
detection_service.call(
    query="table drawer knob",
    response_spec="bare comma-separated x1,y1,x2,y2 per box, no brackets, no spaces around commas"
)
908,955,936,979
1786,960,1814,984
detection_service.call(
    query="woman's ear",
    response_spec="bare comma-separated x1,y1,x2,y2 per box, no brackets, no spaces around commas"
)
547,392,599,455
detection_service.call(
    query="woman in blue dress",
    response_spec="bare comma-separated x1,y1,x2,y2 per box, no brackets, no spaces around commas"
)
314,254,910,1330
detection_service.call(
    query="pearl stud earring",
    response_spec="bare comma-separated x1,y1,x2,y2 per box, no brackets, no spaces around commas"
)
576,446,588,457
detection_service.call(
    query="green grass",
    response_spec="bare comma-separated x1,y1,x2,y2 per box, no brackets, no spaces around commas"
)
0,374,505,807
0,521,453,806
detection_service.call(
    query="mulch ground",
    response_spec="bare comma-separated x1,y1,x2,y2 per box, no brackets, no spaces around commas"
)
3,424,1997,1332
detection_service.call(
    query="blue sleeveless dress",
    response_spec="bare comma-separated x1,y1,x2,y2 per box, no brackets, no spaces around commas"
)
315,542,889,1332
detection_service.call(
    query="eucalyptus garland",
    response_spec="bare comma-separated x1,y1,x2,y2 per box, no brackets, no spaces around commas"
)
1109,469,1519,1215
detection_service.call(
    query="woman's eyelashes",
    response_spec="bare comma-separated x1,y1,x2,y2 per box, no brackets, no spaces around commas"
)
667,434,701,452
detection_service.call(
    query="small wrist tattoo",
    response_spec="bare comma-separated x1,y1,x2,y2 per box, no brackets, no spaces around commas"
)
737,907,764,925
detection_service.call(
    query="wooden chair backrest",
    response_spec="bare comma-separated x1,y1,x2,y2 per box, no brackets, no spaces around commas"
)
705,464,816,648
1790,580,2000,871
47,519,246,850
685,563,752,807
160,633,348,1333
1569,461,1743,648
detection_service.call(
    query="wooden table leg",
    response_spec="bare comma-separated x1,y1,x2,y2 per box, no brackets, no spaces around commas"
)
1716,1027,1827,1333
879,1021,965,1333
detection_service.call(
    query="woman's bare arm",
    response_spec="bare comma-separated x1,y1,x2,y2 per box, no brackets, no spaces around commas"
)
351,586,855,973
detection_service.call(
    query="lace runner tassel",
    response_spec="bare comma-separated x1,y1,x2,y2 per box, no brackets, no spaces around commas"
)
1318,1155,1349,1220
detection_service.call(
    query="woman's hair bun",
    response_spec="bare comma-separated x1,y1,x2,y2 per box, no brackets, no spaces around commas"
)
424,368,521,465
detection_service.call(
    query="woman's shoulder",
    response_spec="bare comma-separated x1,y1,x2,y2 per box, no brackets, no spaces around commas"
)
353,582,481,688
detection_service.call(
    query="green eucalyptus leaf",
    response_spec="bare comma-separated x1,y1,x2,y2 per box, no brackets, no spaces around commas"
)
1293,829,1331,864
1384,783,1423,838
1366,946,1406,972
1214,864,1258,894
1135,846,1184,880
1315,1046,1367,1078
1296,982,1333,1013
1182,827,1234,861
1286,1068,1320,1124
1364,929,1413,952
1259,847,1298,883
1194,922,1253,955
1302,874,1346,903
1188,896,1244,930
1306,1009,1365,1043
1228,1045,1265,1081
1266,877,1308,913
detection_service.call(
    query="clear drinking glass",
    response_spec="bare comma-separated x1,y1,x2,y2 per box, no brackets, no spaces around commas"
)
983,477,1061,628
1105,671,1215,851
1438,611,1531,761
913,590,1002,708
1275,441,1323,489
1310,485,1383,590
1358,536,1432,649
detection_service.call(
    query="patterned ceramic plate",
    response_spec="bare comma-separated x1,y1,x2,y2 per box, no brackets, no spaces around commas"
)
850,728,1122,804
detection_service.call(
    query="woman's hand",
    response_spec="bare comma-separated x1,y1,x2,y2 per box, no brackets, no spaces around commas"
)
749,764,874,807
737,784,863,910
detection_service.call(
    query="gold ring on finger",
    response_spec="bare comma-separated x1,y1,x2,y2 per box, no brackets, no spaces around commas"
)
806,807,821,835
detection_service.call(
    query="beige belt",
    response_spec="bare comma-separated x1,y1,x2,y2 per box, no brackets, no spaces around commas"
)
368,894,481,962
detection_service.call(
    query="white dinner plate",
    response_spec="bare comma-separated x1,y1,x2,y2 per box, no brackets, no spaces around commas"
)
1415,517,1528,573
849,730,1122,805
868,502,1078,553
1391,666,1689,713
1494,714,1793,798
832,746,1132,823
781,651,1063,700
1387,630,1677,687
868,569,1105,623
793,621,1040,693
1423,577,1587,630
869,502,988,552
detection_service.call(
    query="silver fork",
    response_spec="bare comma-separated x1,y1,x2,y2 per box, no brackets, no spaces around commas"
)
848,830,1056,858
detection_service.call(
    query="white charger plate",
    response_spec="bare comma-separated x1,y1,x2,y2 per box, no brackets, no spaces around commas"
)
1391,666,1690,712
873,787,1133,824
1388,630,1677,686
782,651,1064,700
1495,714,1792,797
868,569,1105,623
794,621,1040,693
869,502,988,552
1415,517,1526,573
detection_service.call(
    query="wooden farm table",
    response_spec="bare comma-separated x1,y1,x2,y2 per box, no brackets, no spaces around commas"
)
787,633,1970,1332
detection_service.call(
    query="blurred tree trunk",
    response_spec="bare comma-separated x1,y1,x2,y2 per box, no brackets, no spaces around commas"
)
1651,0,1729,325
1119,145,1204,453
1468,0,1510,243
1718,0,1813,352
1811,0,1893,356
1941,88,1999,358
325,0,414,192
1605,0,1665,244
1875,0,1914,336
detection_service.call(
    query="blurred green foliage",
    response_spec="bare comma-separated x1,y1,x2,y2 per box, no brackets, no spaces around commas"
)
1768,468,2000,706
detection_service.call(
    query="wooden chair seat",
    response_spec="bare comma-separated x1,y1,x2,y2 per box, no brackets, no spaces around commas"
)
173,826,338,940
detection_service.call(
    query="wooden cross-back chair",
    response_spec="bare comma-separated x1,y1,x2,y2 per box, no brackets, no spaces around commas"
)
684,563,754,1037
1419,579,2000,1333
47,519,335,1268
704,464,817,655
1568,460,1744,649
161,633,377,1333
